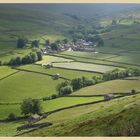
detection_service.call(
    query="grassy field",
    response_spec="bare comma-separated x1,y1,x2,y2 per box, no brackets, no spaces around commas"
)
0,104,21,120
18,64,101,79
36,55,74,65
56,53,140,70
108,53,140,65
73,78,140,95
0,48,33,63
0,66,18,79
61,51,119,60
0,120,24,136
0,71,64,103
42,96,104,112
53,61,121,73
24,93,140,136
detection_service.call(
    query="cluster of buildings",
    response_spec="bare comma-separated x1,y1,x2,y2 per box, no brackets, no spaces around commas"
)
41,39,97,54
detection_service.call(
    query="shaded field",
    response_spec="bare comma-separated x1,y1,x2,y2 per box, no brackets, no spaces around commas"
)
0,71,64,103
18,64,101,79
73,78,140,96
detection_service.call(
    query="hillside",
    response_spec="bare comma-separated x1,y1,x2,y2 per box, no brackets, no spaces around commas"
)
0,4,140,137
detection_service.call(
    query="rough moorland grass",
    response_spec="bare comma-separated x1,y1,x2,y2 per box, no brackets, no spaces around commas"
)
42,96,104,112
73,78,140,95
36,55,73,65
0,120,24,136
0,71,64,103
18,64,101,79
53,61,121,73
25,94,140,136
0,66,17,79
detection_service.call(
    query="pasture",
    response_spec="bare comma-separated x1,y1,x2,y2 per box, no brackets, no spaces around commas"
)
53,61,121,73
0,66,18,79
42,96,104,112
0,71,64,103
18,64,101,79
73,78,140,95
36,55,74,65
61,51,119,60
26,93,140,136
0,104,21,120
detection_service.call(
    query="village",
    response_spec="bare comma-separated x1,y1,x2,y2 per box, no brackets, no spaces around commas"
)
42,38,98,54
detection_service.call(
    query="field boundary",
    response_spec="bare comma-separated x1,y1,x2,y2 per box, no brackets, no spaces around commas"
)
53,54,126,69
14,67,71,81
0,70,20,81
59,53,140,67
53,66,104,74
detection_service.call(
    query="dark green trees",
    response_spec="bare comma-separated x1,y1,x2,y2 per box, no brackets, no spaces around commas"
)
20,98,42,116
31,40,39,48
17,38,27,48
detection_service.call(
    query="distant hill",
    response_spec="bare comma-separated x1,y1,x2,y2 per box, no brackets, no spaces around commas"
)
0,4,140,49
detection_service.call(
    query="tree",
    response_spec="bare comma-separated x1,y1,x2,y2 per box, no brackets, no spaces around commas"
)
36,51,43,61
98,38,104,46
50,43,58,51
30,52,38,63
112,19,117,25
72,38,77,44
71,78,83,91
59,86,73,96
31,40,39,48
131,89,136,94
21,98,33,115
31,99,42,114
7,113,17,121
45,39,50,46
63,39,68,44
17,38,27,48
56,80,70,93
22,55,32,64
15,57,22,65
20,98,42,116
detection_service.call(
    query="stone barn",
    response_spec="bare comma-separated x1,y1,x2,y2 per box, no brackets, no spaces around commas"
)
52,73,60,80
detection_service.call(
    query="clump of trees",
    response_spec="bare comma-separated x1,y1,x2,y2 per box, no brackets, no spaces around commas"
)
103,68,140,81
17,38,28,48
31,40,39,48
20,98,42,116
7,113,17,121
7,50,43,66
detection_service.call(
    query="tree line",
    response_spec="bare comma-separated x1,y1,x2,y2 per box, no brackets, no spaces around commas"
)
43,68,140,100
